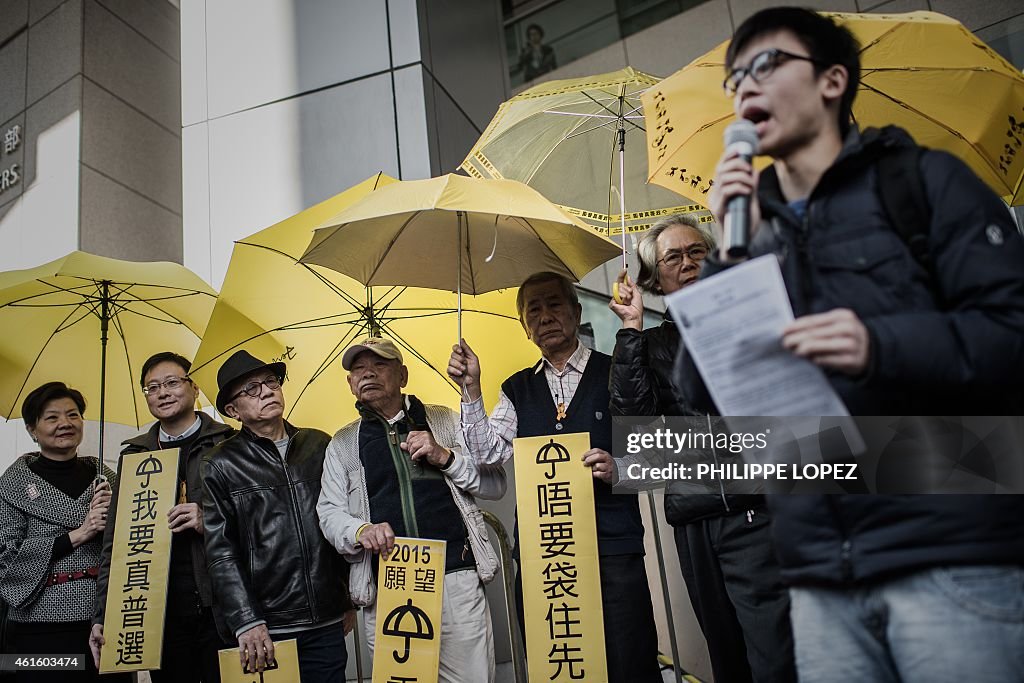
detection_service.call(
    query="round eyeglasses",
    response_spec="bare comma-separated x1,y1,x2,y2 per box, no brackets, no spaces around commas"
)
142,376,190,396
723,48,828,96
231,376,283,400
656,245,709,269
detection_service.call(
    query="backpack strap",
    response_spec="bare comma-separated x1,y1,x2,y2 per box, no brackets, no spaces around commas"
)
865,126,933,272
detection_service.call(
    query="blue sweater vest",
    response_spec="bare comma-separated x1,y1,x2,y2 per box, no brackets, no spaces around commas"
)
502,350,644,556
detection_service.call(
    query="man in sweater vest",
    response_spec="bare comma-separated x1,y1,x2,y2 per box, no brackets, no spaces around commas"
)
447,271,662,683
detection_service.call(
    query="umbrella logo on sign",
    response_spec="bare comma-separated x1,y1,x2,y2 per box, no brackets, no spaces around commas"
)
135,455,163,488
536,439,571,480
244,659,278,682
382,598,435,663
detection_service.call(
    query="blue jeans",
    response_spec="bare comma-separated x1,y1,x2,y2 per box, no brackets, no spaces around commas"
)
790,565,1024,683
293,621,348,683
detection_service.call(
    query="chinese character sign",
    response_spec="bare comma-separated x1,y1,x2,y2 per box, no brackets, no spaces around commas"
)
218,638,300,683
372,538,446,683
514,433,607,683
100,449,178,673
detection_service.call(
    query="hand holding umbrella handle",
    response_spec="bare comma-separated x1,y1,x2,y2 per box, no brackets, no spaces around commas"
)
448,339,482,402
610,270,643,330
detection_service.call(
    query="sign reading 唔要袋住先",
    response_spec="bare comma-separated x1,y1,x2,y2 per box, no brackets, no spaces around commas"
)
514,432,607,683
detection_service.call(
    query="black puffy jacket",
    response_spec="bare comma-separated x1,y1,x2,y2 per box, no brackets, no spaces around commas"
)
202,423,351,638
610,317,763,524
674,126,1024,585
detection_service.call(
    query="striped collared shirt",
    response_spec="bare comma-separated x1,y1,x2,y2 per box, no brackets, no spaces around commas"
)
461,342,591,465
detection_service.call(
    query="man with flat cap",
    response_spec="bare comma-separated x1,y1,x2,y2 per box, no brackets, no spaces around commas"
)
201,350,353,682
318,337,506,683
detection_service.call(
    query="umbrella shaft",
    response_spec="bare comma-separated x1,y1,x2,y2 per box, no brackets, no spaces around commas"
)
97,281,110,475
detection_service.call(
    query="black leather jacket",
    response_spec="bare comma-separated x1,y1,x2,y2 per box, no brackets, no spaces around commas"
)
201,422,351,638
94,412,234,626
610,316,764,524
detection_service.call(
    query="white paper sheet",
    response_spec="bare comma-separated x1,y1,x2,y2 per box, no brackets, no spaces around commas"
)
665,255,851,417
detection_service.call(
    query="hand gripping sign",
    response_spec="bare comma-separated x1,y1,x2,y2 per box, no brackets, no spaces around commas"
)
217,638,300,683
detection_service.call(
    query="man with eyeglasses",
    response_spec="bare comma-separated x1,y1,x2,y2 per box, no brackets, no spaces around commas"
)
90,351,235,682
609,214,795,683
674,7,1024,682
201,350,354,682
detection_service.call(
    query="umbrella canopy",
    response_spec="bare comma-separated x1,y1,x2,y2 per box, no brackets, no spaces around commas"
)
461,67,710,237
0,251,217,464
644,11,1024,206
300,173,621,294
189,173,540,432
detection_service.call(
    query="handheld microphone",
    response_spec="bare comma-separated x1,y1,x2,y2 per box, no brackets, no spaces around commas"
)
722,119,760,259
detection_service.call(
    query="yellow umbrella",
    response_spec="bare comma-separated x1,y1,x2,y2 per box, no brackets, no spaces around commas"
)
644,11,1024,206
302,173,621,293
461,68,711,263
189,173,540,432
0,251,217,468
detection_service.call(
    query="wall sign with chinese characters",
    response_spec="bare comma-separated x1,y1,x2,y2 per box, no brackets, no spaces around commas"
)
373,537,446,683
0,124,21,196
513,432,607,683
99,449,178,673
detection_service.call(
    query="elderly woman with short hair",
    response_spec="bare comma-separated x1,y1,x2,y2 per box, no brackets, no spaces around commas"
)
0,382,125,682
608,213,796,683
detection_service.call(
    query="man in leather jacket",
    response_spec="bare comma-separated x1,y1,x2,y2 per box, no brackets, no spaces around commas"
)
91,352,234,681
202,350,353,682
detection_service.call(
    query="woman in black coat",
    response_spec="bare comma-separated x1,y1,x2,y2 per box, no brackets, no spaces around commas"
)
608,214,796,683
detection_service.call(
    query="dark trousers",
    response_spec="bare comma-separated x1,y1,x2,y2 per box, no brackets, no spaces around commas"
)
5,620,130,683
293,620,348,683
674,510,796,683
515,553,662,683
150,608,231,683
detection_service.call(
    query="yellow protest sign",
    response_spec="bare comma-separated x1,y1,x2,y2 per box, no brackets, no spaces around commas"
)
99,449,178,673
217,638,300,683
514,432,607,683
372,537,446,683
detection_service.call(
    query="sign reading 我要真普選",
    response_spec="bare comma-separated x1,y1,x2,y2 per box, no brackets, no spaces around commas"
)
373,537,446,683
514,432,607,683
99,449,178,673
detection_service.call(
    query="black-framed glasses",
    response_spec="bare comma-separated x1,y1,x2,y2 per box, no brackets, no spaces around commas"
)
723,48,828,96
657,245,709,268
142,376,191,396
231,375,283,400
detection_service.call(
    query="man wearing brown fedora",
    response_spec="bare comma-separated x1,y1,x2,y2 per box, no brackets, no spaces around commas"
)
201,350,353,682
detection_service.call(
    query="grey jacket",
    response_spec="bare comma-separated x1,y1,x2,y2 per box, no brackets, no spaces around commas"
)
317,402,504,607
0,455,115,623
